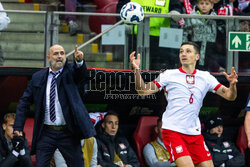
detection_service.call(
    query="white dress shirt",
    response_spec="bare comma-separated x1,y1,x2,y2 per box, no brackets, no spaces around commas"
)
44,60,83,125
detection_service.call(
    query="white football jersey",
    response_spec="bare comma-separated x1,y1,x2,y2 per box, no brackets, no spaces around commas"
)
153,67,222,135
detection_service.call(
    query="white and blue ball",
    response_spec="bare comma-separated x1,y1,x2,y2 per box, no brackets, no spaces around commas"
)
120,2,144,24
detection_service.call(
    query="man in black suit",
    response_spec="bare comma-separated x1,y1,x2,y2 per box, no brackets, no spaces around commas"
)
13,45,96,167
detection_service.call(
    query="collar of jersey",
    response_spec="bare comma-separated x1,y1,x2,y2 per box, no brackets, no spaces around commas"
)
179,67,197,75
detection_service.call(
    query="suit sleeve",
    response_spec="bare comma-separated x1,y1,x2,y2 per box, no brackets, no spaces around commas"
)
73,60,88,84
71,60,88,94
14,81,34,131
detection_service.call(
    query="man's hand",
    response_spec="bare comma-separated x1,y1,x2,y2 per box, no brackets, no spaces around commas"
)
14,130,23,136
74,45,84,62
222,67,238,86
248,141,250,148
129,51,140,69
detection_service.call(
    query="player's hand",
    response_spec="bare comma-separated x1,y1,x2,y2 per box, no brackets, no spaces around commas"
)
222,67,238,86
129,51,140,69
14,130,23,136
248,141,250,148
74,45,84,62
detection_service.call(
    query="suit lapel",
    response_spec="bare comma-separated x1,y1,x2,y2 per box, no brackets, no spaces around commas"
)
36,69,49,112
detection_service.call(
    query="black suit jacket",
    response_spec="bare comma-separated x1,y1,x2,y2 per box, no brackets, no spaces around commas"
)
14,61,96,154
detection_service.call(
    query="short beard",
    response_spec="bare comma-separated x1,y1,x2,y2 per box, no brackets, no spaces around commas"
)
50,59,66,71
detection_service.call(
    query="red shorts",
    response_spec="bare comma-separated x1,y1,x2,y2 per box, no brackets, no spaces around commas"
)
162,129,212,164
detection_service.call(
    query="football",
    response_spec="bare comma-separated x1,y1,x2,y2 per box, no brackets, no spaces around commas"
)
120,2,144,24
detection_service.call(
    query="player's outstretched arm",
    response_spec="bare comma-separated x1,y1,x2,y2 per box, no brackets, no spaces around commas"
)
130,52,159,96
216,67,238,101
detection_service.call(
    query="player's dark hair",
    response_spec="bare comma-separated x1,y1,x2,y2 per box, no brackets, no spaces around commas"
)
103,111,119,122
181,41,200,54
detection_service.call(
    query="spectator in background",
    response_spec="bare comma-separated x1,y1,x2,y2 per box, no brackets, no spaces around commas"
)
234,0,250,15
244,94,250,166
180,0,194,15
143,118,173,167
203,116,245,167
182,0,223,72
240,19,250,32
96,111,139,167
173,0,193,29
116,0,182,70
36,0,79,35
0,113,32,167
0,2,10,66
213,0,235,15
64,0,79,36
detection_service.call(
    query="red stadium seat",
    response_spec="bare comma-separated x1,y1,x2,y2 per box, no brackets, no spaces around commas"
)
24,118,34,148
93,0,117,8
24,118,36,166
236,125,248,157
133,116,159,167
89,1,118,34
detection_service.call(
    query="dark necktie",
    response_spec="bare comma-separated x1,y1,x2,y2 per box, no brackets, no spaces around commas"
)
50,71,59,122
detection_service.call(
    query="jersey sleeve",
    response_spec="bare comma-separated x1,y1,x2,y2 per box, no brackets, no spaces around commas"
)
152,70,169,90
207,72,222,93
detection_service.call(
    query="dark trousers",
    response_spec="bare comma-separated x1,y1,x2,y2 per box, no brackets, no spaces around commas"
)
36,126,84,167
